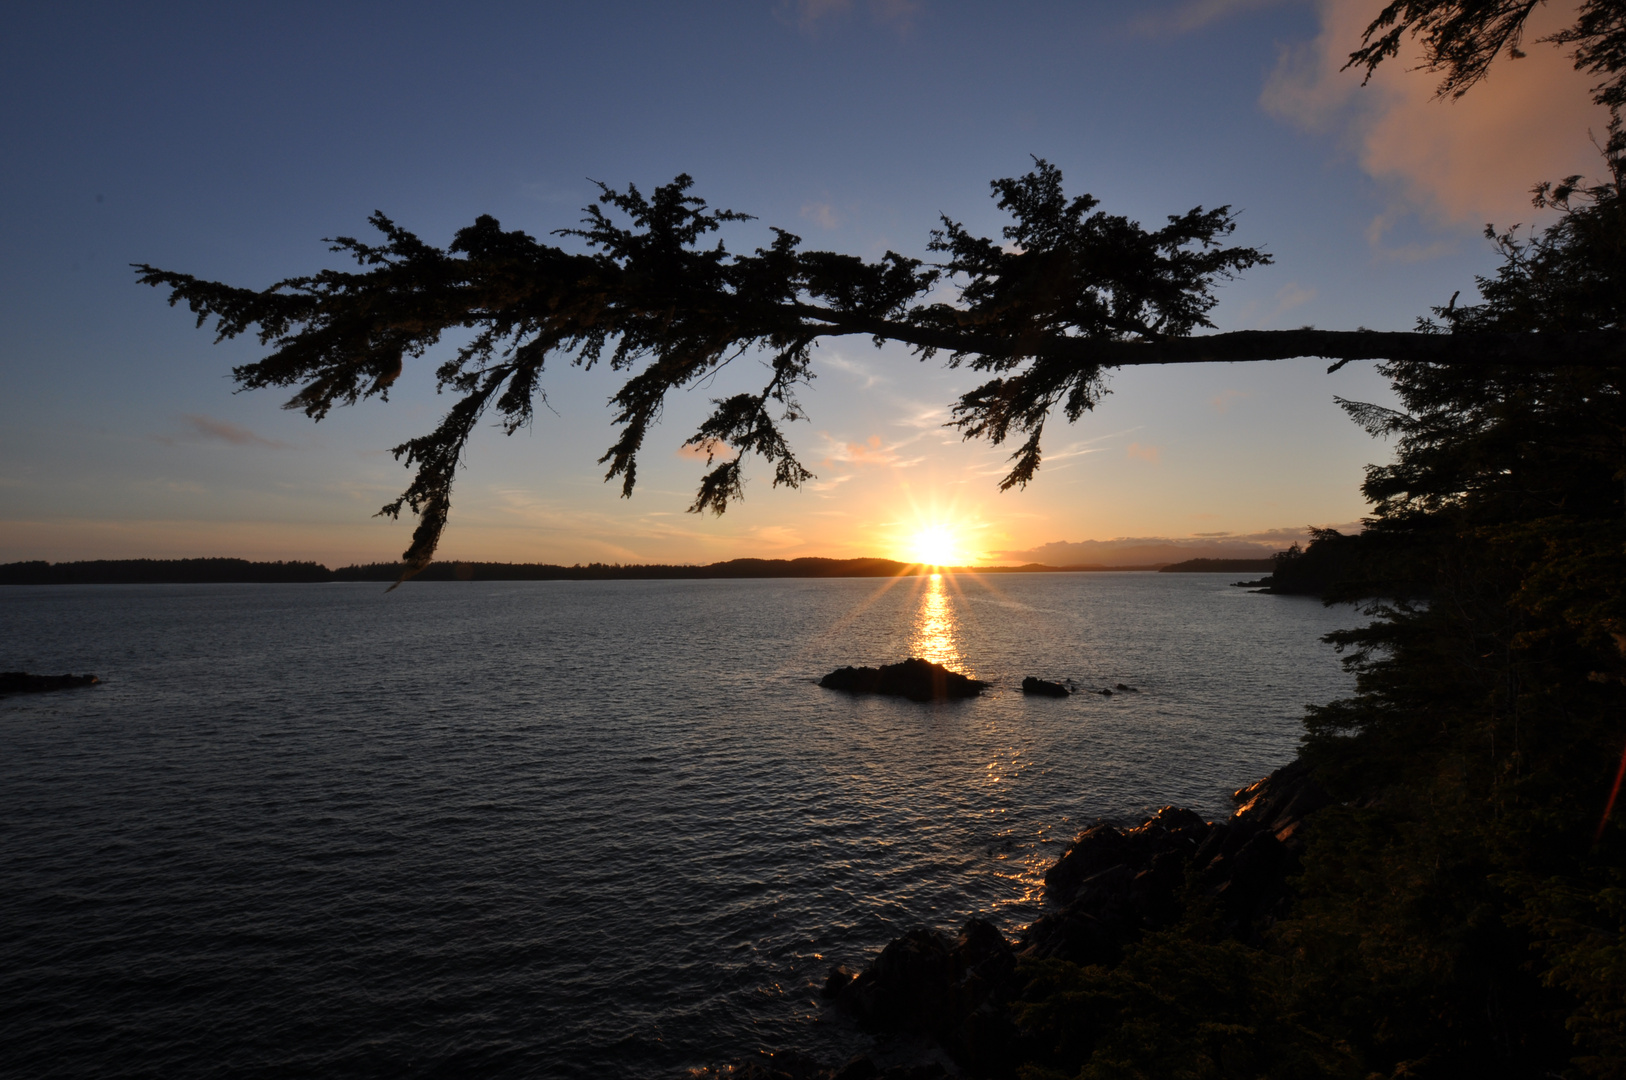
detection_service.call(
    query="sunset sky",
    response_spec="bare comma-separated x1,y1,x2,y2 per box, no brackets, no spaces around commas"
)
0,1,1610,567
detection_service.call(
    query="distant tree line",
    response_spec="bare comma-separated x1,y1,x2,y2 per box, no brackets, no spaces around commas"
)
1157,557,1276,574
0,556,1212,586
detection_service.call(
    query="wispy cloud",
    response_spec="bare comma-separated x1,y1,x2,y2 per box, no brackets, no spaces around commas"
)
1003,438,1113,478
1042,441,1113,463
1126,442,1162,464
1231,280,1318,328
819,432,925,469
967,427,1136,478
1210,388,1250,413
892,403,953,430
801,201,841,229
157,414,290,449
821,352,884,388
1364,204,1459,263
1268,281,1316,322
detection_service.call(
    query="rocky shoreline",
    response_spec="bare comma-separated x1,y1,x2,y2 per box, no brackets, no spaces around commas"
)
711,759,1331,1079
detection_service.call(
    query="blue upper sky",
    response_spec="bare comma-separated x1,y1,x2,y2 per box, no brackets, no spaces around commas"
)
0,1,1609,565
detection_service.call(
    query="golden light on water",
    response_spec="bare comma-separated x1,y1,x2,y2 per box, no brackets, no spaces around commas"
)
797,561,1056,915
910,572,962,670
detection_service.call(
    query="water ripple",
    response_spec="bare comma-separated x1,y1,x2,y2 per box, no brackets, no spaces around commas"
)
1,574,1355,1078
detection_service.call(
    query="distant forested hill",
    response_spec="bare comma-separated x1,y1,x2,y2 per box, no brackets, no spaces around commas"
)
1157,558,1275,573
0,557,1168,585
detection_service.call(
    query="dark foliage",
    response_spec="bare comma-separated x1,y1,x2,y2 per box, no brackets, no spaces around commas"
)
139,162,1626,581
986,163,1626,1079
1158,557,1275,573
1347,1,1626,143
921,161,1267,490
1347,0,1626,171
1298,167,1626,1076
136,162,1266,576
1259,529,1364,596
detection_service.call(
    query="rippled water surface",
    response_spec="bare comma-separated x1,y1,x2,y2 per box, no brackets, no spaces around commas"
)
0,574,1357,1078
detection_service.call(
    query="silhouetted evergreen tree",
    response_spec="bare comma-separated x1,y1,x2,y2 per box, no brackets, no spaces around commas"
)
1294,159,1626,1075
135,9,1626,1073
1258,528,1364,596
1001,149,1626,1080
136,161,1625,576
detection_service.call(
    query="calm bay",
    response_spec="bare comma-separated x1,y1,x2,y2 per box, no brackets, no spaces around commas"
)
0,573,1355,1078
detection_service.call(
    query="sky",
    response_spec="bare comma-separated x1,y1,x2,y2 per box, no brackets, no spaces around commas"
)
0,0,1611,567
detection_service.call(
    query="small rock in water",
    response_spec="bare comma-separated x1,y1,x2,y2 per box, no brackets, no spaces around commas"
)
1021,676,1069,697
1113,683,1139,692
0,672,99,694
819,657,988,702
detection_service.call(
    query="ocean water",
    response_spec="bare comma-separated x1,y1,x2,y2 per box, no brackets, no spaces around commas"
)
0,573,1357,1078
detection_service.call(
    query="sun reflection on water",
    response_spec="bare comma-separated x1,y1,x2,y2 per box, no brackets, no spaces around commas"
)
910,573,962,671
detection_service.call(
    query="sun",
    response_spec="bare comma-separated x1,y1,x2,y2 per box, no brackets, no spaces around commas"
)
910,524,963,568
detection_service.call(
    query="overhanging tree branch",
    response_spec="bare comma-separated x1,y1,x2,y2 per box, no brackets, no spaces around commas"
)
136,160,1625,577
792,308,1626,370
